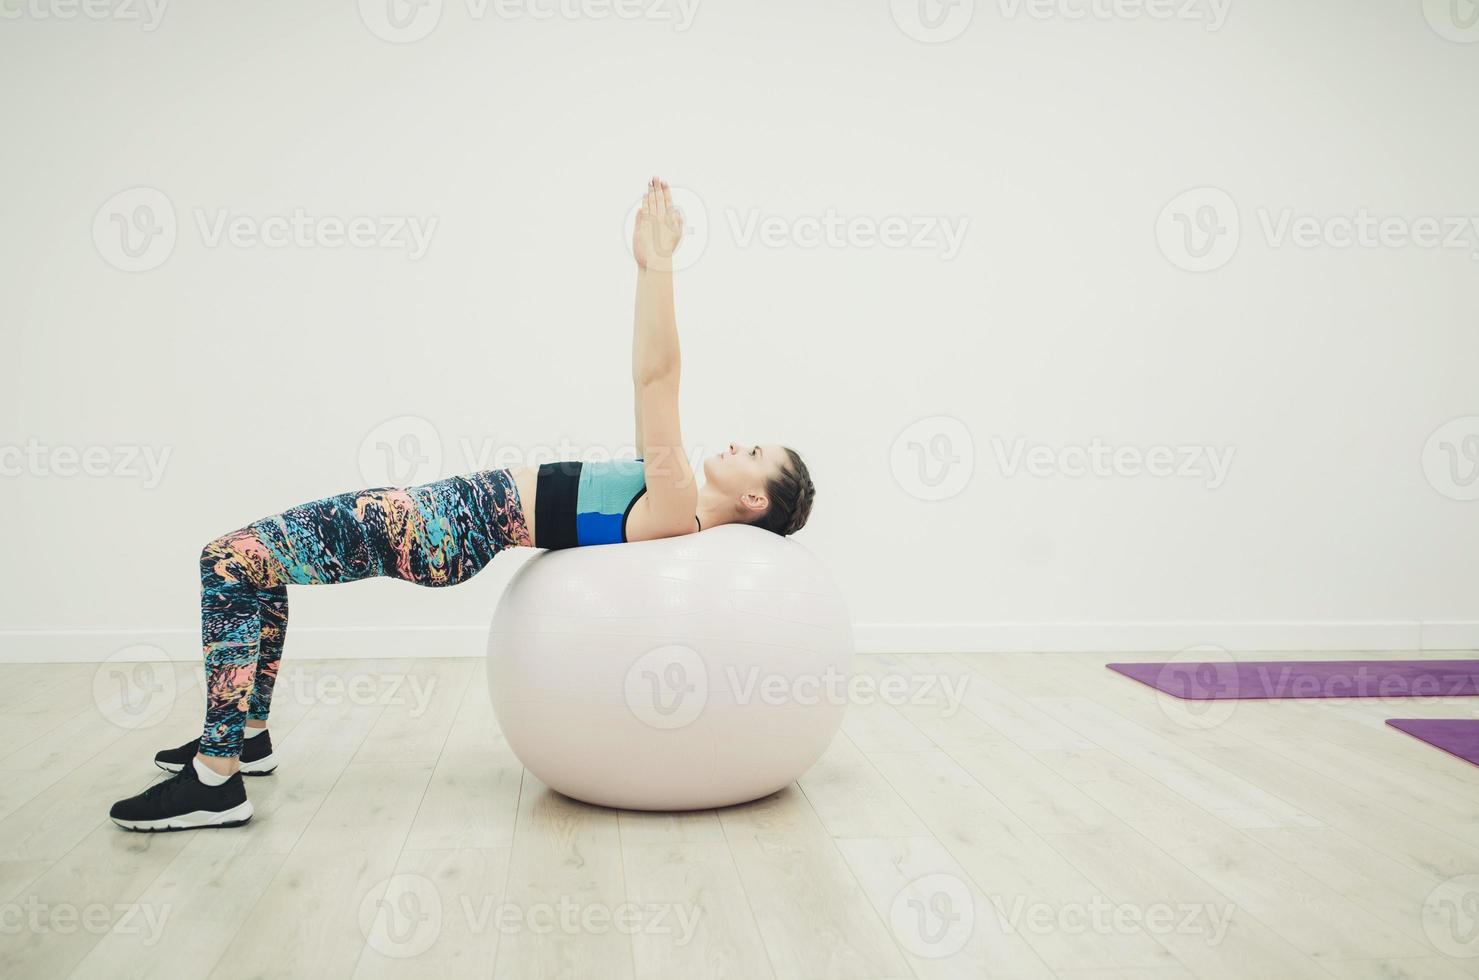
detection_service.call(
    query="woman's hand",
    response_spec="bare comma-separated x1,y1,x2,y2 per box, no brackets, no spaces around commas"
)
633,177,684,272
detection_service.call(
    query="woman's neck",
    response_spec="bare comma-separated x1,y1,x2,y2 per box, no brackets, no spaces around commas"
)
695,485,733,531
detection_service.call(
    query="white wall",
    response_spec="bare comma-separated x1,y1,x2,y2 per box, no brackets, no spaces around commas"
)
2,0,1476,663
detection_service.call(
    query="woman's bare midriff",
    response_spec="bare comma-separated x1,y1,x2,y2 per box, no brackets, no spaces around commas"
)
509,464,539,547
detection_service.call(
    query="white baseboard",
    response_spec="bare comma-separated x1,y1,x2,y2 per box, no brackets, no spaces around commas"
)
0,627,489,665
853,621,1479,654
2,620,1476,664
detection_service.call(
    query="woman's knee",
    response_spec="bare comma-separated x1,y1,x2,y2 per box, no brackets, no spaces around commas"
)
200,528,281,590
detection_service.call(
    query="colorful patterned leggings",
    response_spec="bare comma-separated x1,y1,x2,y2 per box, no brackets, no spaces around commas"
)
196,469,531,758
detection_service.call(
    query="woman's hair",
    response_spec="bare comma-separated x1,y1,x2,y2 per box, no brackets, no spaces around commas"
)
752,447,814,536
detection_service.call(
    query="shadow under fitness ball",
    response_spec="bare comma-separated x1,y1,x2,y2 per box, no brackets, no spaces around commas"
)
488,524,853,811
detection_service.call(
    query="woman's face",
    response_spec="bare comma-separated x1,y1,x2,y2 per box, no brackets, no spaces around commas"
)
703,443,784,500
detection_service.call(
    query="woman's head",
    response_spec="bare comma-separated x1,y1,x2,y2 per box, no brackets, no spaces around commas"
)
702,443,814,535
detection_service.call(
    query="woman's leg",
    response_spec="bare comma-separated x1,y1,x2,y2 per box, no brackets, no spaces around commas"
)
196,469,532,762
112,468,529,831
247,586,287,725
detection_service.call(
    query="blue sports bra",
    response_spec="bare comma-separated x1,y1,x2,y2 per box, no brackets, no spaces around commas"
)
533,458,699,549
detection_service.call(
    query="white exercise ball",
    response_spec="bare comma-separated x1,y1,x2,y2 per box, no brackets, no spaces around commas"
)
488,524,853,811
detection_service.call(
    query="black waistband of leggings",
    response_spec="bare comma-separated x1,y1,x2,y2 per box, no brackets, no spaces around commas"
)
534,461,581,550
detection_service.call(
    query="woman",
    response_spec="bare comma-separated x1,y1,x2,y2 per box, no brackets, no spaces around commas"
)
109,178,815,832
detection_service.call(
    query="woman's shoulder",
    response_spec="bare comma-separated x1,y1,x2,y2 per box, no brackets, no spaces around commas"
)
622,491,700,543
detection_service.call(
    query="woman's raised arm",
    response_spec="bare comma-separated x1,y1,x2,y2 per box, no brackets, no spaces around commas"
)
630,178,696,533
631,178,683,383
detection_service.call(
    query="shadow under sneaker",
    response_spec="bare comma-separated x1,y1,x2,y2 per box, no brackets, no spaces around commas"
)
110,763,253,832
155,731,276,776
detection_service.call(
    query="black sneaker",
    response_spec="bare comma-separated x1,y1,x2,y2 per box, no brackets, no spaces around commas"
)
109,762,254,832
155,730,276,776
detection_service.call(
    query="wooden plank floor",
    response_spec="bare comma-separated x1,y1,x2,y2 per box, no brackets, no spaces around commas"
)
0,652,1476,979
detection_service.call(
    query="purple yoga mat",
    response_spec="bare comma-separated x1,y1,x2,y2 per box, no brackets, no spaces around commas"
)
1106,660,1479,701
1386,719,1479,768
